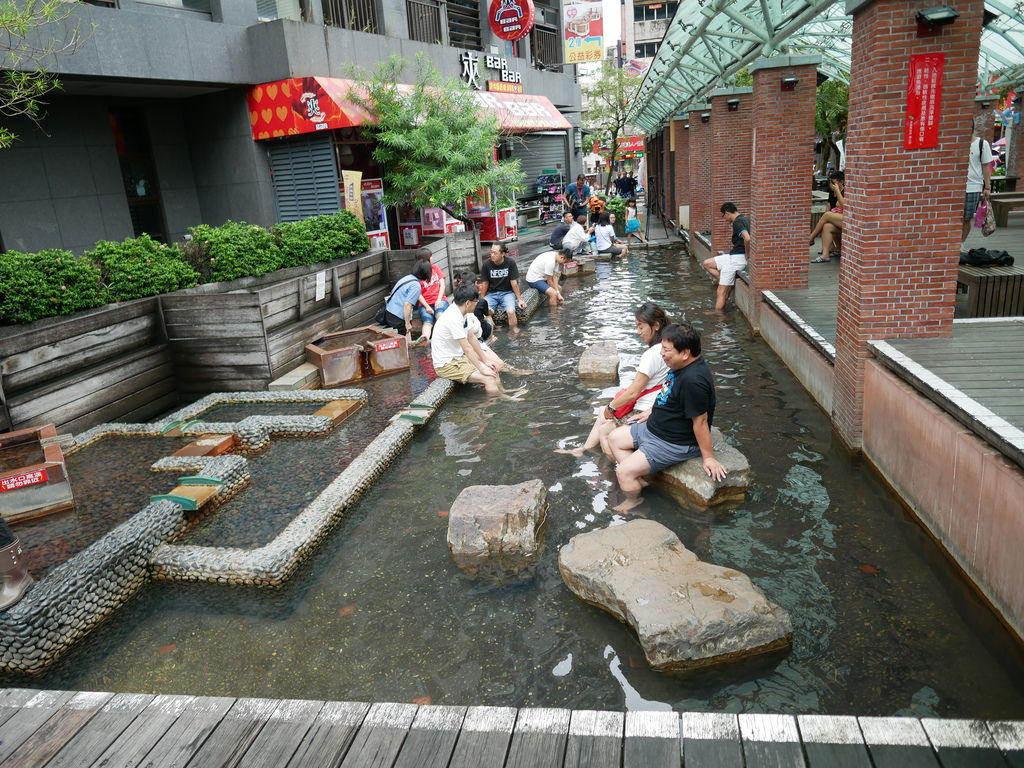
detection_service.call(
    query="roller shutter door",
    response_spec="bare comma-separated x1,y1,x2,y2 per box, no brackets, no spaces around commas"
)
507,131,569,195
266,135,341,222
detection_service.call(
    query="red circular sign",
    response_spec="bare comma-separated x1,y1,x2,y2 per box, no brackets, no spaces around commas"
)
488,0,535,41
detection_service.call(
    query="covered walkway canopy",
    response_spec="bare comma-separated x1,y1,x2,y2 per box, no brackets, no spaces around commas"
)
628,0,1024,133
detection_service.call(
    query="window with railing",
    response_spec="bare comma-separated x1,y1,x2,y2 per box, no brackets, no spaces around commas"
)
323,0,378,32
257,0,304,21
633,1,677,22
532,25,560,71
138,0,212,12
635,42,660,58
447,0,481,50
407,0,444,44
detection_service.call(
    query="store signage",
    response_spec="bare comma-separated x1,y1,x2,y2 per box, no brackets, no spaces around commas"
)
0,469,47,492
488,0,535,41
488,81,524,94
617,136,645,152
361,178,390,249
341,170,363,222
905,52,943,150
460,52,522,90
563,0,603,64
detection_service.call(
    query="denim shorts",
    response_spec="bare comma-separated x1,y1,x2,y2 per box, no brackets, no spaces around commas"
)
630,421,701,473
417,299,449,324
485,291,517,314
527,279,550,294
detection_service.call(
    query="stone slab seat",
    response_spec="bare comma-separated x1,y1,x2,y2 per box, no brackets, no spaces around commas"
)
491,287,543,325
446,480,547,580
559,519,792,672
578,341,620,382
649,426,751,508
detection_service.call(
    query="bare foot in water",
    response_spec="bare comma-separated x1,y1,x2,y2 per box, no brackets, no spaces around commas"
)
612,495,644,514
503,365,534,376
553,447,585,457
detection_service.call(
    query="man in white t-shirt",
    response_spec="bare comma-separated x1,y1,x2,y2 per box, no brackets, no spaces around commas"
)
562,215,595,256
431,284,501,393
963,117,993,243
525,247,570,304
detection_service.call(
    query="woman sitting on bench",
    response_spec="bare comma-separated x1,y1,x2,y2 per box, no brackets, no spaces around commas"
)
809,173,845,263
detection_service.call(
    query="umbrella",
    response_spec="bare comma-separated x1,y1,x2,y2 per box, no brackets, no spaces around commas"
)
994,137,1007,146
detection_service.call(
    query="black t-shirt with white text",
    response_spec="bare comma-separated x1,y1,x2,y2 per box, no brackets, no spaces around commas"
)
645,357,716,446
481,258,520,293
730,215,750,255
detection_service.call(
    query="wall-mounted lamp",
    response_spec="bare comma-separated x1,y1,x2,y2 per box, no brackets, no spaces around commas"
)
700,112,710,123
916,5,959,36
727,98,740,111
683,123,690,130
781,76,799,91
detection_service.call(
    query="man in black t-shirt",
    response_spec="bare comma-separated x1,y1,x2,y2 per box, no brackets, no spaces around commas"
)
606,322,728,512
548,211,574,249
479,242,526,330
701,202,750,312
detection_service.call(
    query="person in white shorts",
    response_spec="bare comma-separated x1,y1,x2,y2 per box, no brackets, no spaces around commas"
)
701,202,749,311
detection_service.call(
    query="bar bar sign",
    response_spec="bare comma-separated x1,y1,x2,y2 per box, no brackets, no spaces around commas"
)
905,53,943,149
1,469,48,492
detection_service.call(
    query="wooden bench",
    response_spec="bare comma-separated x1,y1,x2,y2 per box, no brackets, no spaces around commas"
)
957,264,1024,317
989,195,1024,227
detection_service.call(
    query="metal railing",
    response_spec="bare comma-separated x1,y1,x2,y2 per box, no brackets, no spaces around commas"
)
532,25,561,72
323,0,378,32
406,0,444,44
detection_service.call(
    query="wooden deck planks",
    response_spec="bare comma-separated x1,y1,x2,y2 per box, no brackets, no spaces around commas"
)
680,712,744,767
989,721,1024,768
503,707,572,768
622,710,680,767
563,709,623,768
797,714,873,767
185,696,279,768
447,706,517,768
738,713,807,768
238,698,324,768
0,690,112,768
338,701,418,768
392,705,467,768
130,694,234,768
859,716,942,768
88,694,195,768
284,700,370,768
921,717,1011,768
0,690,75,763
45,692,155,768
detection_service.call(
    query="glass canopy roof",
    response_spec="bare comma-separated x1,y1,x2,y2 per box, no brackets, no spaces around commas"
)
627,0,1024,133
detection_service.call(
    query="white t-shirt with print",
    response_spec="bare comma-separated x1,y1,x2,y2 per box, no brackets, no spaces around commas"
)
967,138,994,192
562,222,588,249
525,250,562,283
634,344,670,411
431,304,469,369
594,224,616,251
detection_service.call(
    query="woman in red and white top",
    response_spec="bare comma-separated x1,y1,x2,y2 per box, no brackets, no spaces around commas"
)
414,248,449,342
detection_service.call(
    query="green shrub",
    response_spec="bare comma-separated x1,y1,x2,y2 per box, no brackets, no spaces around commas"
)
186,221,283,283
88,235,199,301
605,196,627,216
0,249,108,325
274,211,371,268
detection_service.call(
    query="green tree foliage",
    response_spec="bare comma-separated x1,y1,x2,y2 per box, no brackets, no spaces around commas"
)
0,249,107,323
583,64,641,193
87,234,198,300
348,54,524,223
815,80,848,172
1,0,89,148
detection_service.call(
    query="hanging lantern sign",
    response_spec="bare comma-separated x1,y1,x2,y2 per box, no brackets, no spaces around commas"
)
489,0,535,41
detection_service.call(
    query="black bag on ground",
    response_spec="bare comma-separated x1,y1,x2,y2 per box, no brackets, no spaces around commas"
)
959,248,1015,267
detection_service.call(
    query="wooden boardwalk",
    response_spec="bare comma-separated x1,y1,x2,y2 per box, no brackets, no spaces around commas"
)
2,688,1024,767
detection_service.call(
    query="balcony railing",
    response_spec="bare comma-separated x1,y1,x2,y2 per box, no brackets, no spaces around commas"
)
323,0,378,32
532,25,560,72
406,0,444,45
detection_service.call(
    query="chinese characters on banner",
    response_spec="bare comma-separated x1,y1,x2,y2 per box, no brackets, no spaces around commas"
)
0,469,48,493
616,136,645,152
563,0,603,64
341,170,363,223
905,53,944,150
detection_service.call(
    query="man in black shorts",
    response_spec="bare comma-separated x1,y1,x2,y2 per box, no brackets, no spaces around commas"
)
605,322,727,512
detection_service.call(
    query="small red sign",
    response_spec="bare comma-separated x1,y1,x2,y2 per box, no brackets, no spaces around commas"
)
905,53,944,150
375,339,401,352
0,468,48,492
617,135,645,152
488,0,535,41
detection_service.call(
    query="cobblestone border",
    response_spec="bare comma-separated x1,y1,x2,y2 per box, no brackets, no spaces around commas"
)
148,379,456,586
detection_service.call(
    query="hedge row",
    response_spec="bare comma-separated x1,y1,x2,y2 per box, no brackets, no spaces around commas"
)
0,211,372,325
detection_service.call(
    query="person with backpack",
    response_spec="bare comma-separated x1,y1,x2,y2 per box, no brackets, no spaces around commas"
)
963,117,994,244
381,260,432,342
564,174,591,220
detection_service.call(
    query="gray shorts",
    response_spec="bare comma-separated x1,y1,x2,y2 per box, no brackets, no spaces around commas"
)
630,422,701,473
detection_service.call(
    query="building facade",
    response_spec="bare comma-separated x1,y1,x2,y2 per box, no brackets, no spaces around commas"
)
0,0,583,253
618,0,675,77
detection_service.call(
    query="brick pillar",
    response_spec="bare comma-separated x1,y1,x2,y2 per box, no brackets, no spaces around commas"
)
833,0,983,448
673,118,690,224
710,87,753,254
687,104,712,239
747,57,820,296
665,119,679,221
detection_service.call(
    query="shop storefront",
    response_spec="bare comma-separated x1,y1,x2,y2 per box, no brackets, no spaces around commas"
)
248,75,572,246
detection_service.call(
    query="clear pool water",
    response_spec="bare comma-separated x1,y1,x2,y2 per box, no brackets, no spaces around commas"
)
12,249,1024,718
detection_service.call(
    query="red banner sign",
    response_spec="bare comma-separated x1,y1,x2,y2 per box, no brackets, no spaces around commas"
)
0,468,48,492
905,53,944,150
617,136,645,152
374,339,401,352
488,0,535,41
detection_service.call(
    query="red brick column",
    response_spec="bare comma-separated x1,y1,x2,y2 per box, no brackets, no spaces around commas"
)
687,104,712,239
710,87,753,254
747,58,820,294
833,0,983,448
673,118,690,224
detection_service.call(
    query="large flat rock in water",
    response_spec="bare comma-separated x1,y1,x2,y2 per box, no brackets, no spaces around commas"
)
650,426,751,507
447,480,547,579
559,519,791,671
578,341,619,381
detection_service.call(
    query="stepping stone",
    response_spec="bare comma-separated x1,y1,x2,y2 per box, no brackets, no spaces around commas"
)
313,399,363,425
650,427,751,507
269,363,321,391
578,341,619,382
151,483,221,511
562,261,581,276
446,479,547,580
559,519,792,671
579,259,597,274
170,434,236,457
